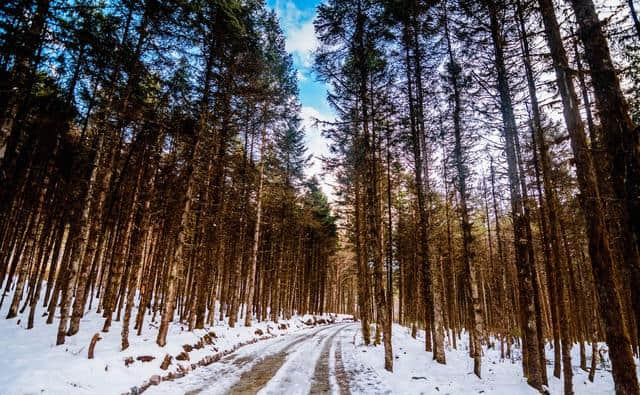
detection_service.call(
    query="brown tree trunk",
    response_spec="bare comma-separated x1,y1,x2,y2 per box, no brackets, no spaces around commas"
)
56,132,106,345
445,13,478,373
485,1,544,388
244,123,266,327
538,0,639,393
354,177,371,345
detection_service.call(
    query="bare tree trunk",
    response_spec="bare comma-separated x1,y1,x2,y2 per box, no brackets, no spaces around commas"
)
485,1,544,389
445,11,478,372
56,131,108,345
244,121,266,327
537,1,639,393
354,177,371,345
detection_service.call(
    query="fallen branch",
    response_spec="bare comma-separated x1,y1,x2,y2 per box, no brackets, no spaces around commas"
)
88,333,102,359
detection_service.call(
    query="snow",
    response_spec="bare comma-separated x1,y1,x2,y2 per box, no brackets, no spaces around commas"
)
1,297,637,395
259,324,345,394
342,324,640,394
144,323,352,394
0,296,343,395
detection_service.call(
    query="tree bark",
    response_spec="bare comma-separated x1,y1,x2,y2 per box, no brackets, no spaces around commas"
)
538,0,639,393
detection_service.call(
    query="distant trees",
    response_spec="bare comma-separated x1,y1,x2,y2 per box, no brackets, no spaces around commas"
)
315,0,394,371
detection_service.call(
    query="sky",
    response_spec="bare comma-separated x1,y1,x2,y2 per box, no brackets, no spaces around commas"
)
267,0,335,196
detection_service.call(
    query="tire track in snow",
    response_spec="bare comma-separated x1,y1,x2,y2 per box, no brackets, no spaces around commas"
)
309,324,352,395
150,324,338,395
333,334,351,394
222,324,345,394
309,330,340,394
249,323,352,395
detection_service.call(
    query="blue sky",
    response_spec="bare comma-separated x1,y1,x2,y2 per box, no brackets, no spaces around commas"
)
267,0,335,194
267,0,331,114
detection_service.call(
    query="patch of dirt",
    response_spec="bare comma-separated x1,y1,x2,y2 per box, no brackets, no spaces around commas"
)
334,337,351,395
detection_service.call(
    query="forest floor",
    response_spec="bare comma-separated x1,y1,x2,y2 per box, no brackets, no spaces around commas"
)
343,325,631,395
0,297,343,395
0,302,638,395
147,323,633,395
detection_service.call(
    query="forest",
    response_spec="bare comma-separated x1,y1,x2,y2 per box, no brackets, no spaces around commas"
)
1,0,640,394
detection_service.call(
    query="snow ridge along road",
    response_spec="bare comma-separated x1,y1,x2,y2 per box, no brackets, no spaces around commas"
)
147,323,356,395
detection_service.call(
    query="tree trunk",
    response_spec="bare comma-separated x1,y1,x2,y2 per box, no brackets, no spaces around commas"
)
485,1,544,388
538,0,639,393
244,121,266,327
445,13,478,372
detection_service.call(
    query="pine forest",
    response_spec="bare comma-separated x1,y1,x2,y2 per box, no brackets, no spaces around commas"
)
1,0,640,394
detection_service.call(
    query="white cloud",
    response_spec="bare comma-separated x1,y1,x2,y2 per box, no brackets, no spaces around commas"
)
273,1,318,68
300,106,337,200
285,21,318,67
270,2,335,200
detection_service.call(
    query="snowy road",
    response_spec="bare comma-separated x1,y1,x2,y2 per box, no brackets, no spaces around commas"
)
146,323,357,395
145,322,623,395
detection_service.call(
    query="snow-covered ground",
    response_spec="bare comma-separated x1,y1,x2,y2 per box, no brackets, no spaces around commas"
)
1,301,638,395
146,322,355,394
344,324,636,394
0,298,343,395
145,323,638,395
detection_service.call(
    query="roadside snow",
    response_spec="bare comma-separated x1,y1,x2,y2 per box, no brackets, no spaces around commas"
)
0,297,343,395
2,299,638,395
343,324,640,394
